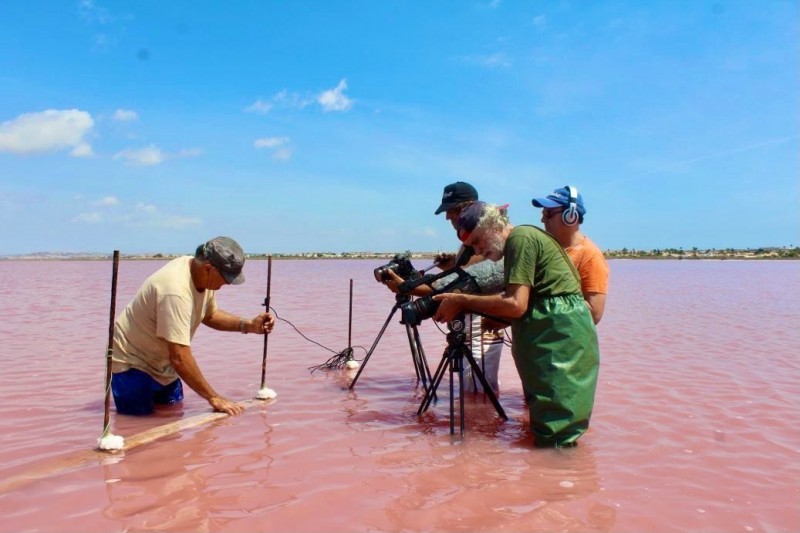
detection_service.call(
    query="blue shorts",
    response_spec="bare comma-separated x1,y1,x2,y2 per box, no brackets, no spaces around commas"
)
111,368,184,415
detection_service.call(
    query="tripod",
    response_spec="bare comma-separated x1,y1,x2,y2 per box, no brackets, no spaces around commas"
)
418,313,508,436
349,292,434,392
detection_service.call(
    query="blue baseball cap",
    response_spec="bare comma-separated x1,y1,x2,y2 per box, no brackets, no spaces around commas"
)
531,186,586,216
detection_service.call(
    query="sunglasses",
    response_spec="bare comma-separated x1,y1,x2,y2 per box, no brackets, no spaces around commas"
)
542,208,564,219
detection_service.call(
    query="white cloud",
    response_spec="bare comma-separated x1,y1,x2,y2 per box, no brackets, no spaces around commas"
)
71,198,201,229
94,196,119,206
155,214,203,229
78,0,113,25
273,90,314,109
254,137,293,160
254,137,289,149
135,203,157,213
245,99,273,114
114,144,165,166
113,144,201,166
73,212,102,223
0,109,94,155
533,15,547,30
318,79,354,112
112,109,138,122
177,147,202,158
273,147,293,161
126,203,201,228
70,142,94,158
246,91,313,116
455,53,511,68
413,226,438,238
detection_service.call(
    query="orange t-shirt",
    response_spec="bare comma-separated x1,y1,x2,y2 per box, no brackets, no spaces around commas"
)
565,236,609,295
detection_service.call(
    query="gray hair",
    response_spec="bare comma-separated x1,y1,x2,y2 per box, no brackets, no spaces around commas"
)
476,203,510,232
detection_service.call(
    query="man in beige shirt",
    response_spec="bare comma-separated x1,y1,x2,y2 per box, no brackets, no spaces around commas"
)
112,236,275,416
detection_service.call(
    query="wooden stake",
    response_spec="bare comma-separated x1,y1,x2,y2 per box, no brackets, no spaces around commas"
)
348,278,353,348
260,255,272,389
103,251,120,433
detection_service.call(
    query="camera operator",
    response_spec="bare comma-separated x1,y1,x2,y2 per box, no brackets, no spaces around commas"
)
380,181,505,395
432,202,600,448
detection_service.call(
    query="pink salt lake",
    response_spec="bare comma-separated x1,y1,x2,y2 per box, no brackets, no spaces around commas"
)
0,259,797,532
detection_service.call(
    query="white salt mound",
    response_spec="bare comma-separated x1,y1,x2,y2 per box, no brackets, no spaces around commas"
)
97,434,125,451
257,387,277,399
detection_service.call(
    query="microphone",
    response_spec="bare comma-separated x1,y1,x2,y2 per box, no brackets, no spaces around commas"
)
432,258,505,295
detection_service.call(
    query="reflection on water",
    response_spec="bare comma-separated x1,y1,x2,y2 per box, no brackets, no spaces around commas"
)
0,259,798,532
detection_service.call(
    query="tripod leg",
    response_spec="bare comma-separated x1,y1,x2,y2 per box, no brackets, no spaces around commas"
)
449,349,466,436
418,353,449,415
349,303,399,389
463,352,508,420
411,325,434,395
449,353,455,435
458,353,466,437
404,323,424,383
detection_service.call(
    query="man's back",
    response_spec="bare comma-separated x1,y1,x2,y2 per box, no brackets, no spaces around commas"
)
112,256,217,384
565,235,609,295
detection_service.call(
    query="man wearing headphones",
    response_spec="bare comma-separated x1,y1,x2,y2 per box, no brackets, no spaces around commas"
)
532,186,609,324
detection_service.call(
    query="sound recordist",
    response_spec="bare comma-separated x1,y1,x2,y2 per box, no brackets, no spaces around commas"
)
532,185,609,324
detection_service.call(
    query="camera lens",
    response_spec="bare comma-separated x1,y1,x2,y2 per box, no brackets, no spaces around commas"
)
400,296,440,326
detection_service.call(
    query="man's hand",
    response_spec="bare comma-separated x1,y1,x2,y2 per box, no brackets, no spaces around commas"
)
209,395,245,416
434,252,456,270
249,312,275,334
432,293,465,323
381,269,405,294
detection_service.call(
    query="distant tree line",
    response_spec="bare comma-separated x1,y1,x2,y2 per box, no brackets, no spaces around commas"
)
604,247,799,259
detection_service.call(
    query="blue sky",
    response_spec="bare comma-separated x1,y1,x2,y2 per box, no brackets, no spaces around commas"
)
1,0,797,254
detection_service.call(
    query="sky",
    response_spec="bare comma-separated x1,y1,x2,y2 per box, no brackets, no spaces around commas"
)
0,0,797,255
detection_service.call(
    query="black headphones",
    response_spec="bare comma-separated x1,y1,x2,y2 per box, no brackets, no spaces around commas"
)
562,185,580,226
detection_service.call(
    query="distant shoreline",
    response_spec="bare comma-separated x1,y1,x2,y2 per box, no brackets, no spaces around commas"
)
1,248,798,261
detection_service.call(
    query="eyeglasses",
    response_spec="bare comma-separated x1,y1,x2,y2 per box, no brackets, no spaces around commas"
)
542,208,564,219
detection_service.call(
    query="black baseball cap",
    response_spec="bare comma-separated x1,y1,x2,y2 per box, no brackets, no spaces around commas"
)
198,236,246,285
434,181,479,215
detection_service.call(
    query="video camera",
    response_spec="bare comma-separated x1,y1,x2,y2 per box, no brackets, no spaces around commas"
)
400,270,480,327
373,253,423,283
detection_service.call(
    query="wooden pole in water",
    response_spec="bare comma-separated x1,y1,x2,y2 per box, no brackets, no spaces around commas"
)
260,255,272,389
348,278,353,348
103,251,120,432
0,397,277,494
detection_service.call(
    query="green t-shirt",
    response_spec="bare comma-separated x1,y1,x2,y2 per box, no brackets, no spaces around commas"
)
504,225,581,297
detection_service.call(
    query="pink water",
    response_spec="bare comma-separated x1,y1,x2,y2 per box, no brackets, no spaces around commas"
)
0,259,798,532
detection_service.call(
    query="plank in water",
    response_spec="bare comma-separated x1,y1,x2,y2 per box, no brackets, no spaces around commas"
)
0,397,276,494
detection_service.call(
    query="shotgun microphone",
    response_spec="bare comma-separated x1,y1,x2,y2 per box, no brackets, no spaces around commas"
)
432,258,505,295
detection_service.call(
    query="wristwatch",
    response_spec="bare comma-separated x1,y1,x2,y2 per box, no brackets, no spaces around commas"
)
239,317,248,334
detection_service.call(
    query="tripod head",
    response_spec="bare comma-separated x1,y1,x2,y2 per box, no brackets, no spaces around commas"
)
447,313,467,336
394,291,412,305
445,313,469,354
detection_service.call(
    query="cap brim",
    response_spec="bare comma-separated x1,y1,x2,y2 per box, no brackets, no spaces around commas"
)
531,197,563,209
435,202,458,215
222,271,246,285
